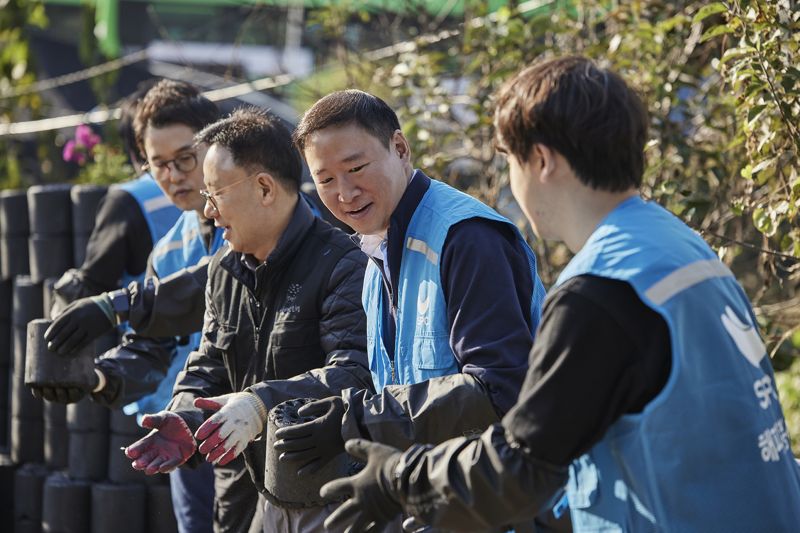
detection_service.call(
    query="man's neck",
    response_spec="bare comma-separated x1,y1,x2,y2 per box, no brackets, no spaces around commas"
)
562,188,639,253
364,167,421,241
250,193,298,263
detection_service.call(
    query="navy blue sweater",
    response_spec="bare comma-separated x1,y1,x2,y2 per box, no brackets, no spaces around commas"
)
375,171,536,415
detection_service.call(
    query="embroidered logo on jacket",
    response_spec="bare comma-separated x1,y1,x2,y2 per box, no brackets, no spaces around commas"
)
279,283,303,314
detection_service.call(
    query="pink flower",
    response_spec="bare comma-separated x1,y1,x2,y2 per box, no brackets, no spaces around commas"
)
63,139,88,165
63,139,77,163
75,124,101,151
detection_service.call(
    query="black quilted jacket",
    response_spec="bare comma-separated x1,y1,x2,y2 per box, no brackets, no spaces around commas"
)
168,197,374,493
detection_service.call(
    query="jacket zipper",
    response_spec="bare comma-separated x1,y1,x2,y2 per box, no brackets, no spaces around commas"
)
252,297,261,351
367,255,397,385
250,265,281,381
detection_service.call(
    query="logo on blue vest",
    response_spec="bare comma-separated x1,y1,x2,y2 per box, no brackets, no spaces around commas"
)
720,305,766,368
416,279,435,327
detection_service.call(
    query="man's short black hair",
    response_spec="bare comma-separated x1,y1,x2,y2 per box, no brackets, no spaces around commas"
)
134,79,220,159
494,56,649,192
195,106,302,193
118,79,158,167
293,89,401,153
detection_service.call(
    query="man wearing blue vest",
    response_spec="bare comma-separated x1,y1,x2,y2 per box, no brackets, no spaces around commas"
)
314,56,800,532
47,80,181,322
115,79,234,533
36,80,263,533
273,90,555,531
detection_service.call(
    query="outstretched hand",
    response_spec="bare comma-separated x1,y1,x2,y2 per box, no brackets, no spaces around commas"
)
124,411,196,474
194,392,267,466
320,438,403,533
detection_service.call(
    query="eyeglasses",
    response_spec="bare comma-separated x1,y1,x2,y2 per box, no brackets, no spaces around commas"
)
200,171,262,213
143,151,198,180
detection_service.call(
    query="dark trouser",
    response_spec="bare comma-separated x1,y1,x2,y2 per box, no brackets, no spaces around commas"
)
170,461,215,533
213,456,264,533
261,501,341,533
262,501,404,533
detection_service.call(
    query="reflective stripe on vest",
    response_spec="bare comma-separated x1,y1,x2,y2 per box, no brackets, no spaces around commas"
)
363,178,547,391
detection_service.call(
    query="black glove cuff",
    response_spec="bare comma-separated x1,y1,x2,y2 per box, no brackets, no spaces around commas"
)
108,289,131,322
393,443,434,506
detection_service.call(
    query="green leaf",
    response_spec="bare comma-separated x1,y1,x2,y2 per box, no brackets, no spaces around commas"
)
782,71,798,92
732,67,759,86
780,233,793,251
28,4,48,28
744,81,767,98
747,104,766,122
659,14,689,32
719,45,756,65
751,157,777,178
753,207,775,236
694,2,728,24
792,329,800,349
701,23,737,43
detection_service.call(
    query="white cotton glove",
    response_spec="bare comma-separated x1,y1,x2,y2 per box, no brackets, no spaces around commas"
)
193,392,268,466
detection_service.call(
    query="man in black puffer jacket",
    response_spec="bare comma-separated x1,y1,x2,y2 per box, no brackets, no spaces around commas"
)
125,106,373,532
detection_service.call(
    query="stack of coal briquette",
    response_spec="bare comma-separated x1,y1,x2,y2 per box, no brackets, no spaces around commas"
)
0,183,176,533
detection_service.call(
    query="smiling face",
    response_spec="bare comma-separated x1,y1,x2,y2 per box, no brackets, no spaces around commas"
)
143,123,207,213
303,122,412,236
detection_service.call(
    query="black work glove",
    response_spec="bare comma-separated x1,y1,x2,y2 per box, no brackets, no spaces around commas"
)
320,439,403,533
273,396,346,476
30,369,100,404
45,294,116,355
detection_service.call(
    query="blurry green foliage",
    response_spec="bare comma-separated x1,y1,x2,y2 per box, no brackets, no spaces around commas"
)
0,0,49,188
79,2,118,104
77,143,133,185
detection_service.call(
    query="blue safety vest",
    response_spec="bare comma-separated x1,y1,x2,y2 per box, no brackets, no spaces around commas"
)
124,210,224,418
362,179,547,391
115,174,181,287
558,196,800,531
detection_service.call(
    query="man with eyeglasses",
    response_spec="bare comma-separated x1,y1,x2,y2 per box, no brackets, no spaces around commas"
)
47,80,182,319
124,106,373,532
36,80,264,533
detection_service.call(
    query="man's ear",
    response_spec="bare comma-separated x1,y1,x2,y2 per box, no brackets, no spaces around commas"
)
257,172,277,206
391,129,411,162
534,144,557,183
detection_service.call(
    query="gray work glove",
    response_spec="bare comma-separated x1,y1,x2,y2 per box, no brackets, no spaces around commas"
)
320,438,403,533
